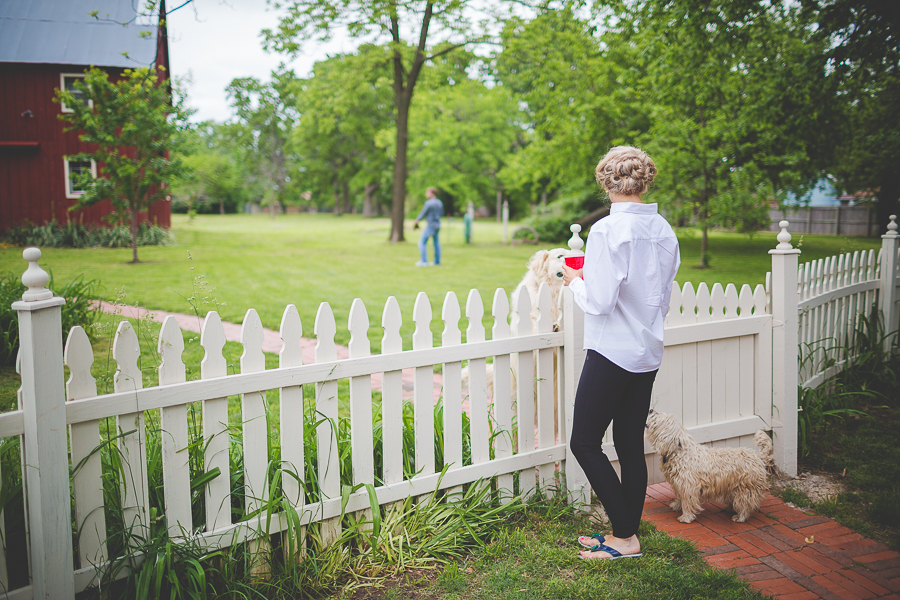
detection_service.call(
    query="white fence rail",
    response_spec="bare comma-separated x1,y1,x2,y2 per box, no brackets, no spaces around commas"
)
1,217,897,597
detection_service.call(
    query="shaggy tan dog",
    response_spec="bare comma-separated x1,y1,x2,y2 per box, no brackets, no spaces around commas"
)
645,409,774,523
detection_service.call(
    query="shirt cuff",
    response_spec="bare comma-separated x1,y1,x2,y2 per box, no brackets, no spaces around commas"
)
568,277,587,312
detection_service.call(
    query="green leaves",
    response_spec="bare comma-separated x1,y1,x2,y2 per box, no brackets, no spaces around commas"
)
54,66,189,262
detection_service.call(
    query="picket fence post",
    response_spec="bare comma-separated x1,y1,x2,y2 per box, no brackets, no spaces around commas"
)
561,225,589,508
769,221,800,477
879,215,899,352
12,248,75,598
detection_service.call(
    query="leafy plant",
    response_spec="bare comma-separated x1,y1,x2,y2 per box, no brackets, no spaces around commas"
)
0,222,171,249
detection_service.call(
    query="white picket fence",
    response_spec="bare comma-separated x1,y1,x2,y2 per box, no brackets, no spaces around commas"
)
1,218,898,598
793,217,900,388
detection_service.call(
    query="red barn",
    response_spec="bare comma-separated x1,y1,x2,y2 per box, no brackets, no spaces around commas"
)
0,0,171,230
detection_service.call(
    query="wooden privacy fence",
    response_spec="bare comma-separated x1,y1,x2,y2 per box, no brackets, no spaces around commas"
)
2,218,898,598
768,205,878,237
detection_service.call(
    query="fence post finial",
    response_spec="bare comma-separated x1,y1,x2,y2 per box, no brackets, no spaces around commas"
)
775,220,793,250
568,224,584,253
885,214,898,237
21,247,53,301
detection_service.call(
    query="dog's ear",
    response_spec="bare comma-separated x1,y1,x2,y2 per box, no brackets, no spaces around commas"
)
528,250,550,275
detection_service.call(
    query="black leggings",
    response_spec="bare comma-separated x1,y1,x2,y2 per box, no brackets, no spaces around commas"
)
569,350,657,539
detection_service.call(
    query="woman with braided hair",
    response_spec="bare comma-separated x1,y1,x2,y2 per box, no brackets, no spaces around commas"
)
562,146,681,560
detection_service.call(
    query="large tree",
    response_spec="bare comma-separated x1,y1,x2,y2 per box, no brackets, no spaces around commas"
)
263,0,490,242
620,0,837,266
291,45,394,215
56,66,187,263
408,60,519,214
226,69,298,217
805,0,900,227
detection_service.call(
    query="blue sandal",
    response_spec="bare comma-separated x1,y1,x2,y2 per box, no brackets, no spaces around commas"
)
578,543,642,560
577,534,606,549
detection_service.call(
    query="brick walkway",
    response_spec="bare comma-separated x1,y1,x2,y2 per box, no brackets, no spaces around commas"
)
643,482,900,599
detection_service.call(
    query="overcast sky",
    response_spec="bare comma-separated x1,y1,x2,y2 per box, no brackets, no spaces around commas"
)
166,0,354,123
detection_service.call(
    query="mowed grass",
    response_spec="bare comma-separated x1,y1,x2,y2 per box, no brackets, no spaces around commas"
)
0,214,882,354
330,512,767,600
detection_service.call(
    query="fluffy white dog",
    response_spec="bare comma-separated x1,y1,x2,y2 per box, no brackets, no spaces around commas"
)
469,248,569,397
520,248,570,332
644,409,774,523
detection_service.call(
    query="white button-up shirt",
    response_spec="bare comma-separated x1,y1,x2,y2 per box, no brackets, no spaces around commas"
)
569,202,680,373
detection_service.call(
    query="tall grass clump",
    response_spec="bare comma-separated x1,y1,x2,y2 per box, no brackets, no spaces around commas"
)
74,391,537,599
797,305,899,456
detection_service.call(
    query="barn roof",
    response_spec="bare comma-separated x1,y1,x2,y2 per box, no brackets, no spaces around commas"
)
0,0,159,68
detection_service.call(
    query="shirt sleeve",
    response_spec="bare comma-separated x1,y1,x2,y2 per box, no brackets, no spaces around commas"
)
570,231,629,316
416,204,427,221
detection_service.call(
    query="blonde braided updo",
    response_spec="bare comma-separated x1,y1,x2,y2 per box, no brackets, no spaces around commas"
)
595,146,657,197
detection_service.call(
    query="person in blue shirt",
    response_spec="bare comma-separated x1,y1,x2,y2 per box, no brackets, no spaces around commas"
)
413,187,444,266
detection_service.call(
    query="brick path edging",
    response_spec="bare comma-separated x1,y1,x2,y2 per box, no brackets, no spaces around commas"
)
643,482,900,599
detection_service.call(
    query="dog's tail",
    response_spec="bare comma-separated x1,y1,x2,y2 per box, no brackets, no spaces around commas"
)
754,430,775,471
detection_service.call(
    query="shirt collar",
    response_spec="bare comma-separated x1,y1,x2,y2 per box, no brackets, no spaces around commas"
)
610,202,658,215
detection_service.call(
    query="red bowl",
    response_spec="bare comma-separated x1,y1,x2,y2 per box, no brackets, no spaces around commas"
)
565,255,585,270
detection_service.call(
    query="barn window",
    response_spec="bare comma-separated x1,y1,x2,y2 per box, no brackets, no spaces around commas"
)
64,158,96,199
60,73,92,113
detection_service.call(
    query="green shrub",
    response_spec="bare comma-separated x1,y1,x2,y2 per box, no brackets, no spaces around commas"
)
1,221,171,249
0,272,100,367
525,189,608,245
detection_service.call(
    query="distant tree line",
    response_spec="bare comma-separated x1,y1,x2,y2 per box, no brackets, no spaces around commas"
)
172,0,898,261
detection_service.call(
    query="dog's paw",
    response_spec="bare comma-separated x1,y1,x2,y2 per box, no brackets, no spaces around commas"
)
677,514,696,524
669,500,682,511
731,514,749,523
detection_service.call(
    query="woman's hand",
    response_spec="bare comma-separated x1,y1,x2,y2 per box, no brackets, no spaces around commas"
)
562,265,583,286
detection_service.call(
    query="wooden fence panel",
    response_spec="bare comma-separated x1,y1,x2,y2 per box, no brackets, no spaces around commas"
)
535,283,556,491
279,305,305,528
112,321,150,547
512,285,536,498
380,297,404,486
491,289,514,503
314,302,341,546
158,317,192,538
348,299,374,525
65,326,107,568
200,312,231,532
441,292,464,497
413,293,435,486
240,310,268,515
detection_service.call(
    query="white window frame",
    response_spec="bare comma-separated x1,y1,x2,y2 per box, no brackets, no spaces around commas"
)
64,158,97,199
59,73,93,113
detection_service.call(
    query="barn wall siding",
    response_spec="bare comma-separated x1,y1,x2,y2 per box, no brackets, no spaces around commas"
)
0,62,171,230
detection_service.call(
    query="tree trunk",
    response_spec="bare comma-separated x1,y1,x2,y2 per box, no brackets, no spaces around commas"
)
364,182,378,218
220,198,225,215
876,172,900,236
700,224,709,269
333,179,342,216
342,181,351,214
390,96,410,242
131,206,139,263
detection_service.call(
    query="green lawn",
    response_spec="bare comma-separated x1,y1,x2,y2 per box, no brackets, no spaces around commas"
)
0,214,882,353
328,513,766,600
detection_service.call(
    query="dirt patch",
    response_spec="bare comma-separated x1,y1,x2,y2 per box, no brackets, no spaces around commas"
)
769,469,845,505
